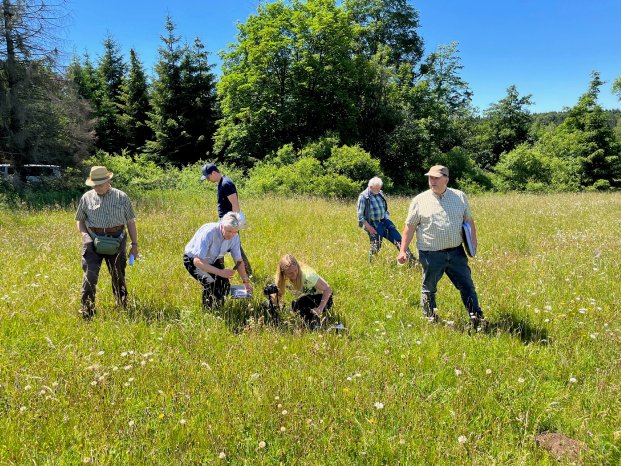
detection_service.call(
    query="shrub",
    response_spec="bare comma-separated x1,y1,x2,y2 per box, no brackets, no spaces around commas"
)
324,145,383,184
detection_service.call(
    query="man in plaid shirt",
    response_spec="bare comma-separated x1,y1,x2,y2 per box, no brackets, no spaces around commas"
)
397,165,486,329
357,177,416,263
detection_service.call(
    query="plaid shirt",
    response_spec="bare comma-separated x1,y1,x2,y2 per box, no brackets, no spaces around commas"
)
75,188,135,228
405,188,473,251
357,188,388,226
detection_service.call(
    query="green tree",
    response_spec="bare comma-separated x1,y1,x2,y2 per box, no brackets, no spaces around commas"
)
118,49,152,153
94,35,127,153
215,0,362,166
479,85,533,167
345,0,423,67
145,17,218,166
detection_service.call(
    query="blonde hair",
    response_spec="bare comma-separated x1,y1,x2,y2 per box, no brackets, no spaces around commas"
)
275,254,305,298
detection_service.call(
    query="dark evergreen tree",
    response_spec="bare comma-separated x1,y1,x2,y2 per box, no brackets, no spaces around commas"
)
94,35,128,153
119,49,152,153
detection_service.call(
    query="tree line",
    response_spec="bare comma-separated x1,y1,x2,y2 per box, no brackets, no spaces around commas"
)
2,0,621,194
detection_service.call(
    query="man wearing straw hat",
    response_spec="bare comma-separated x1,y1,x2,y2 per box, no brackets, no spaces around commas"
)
75,166,139,319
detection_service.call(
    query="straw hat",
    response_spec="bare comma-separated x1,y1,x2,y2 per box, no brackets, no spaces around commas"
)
85,166,114,186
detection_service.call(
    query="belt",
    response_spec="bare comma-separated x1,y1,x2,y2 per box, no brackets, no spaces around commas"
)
439,245,463,252
90,225,124,234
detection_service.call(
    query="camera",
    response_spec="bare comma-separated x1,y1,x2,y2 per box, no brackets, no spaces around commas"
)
263,283,279,296
262,284,280,322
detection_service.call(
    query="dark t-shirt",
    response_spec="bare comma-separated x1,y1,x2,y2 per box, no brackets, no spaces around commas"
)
217,176,237,218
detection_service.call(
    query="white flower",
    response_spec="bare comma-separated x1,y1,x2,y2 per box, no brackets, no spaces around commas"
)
518,377,525,383
485,369,492,375
128,420,135,427
180,419,186,425
454,369,462,376
569,377,577,384
281,410,288,415
280,426,286,432
373,401,384,410
121,352,128,357
457,435,467,444
24,385,32,391
258,441,266,449
219,452,226,459
19,406,27,413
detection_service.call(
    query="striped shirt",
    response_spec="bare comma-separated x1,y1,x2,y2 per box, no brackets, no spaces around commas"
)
75,187,136,228
405,188,473,251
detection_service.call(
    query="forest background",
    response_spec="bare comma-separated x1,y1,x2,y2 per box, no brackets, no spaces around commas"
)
2,0,621,201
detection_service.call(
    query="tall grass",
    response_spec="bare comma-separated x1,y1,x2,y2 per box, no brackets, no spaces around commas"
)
1,192,620,463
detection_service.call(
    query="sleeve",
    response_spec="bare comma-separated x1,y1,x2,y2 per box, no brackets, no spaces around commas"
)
230,236,242,262
124,195,136,222
462,193,473,221
303,266,320,288
405,198,419,226
221,179,237,197
75,195,87,221
357,193,366,227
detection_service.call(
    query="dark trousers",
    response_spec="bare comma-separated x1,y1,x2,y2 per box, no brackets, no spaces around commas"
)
419,246,482,318
368,218,416,262
183,255,230,308
81,236,127,316
292,294,334,327
239,237,252,276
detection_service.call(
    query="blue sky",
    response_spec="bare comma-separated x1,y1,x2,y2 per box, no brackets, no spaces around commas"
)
65,0,621,113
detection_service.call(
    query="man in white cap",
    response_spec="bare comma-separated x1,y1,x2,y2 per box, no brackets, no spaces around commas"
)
75,166,139,319
183,212,252,308
397,165,486,329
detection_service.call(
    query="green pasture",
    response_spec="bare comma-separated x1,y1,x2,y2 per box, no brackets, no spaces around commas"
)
1,192,620,464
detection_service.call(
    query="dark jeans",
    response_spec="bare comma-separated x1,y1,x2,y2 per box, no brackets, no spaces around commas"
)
183,255,230,308
419,246,482,318
239,242,252,276
81,235,127,316
368,218,416,262
292,294,334,328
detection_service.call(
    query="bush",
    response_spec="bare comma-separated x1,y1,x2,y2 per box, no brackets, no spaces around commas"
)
324,145,383,183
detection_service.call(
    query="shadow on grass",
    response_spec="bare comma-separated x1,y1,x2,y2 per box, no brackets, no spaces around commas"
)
124,301,183,322
483,310,550,345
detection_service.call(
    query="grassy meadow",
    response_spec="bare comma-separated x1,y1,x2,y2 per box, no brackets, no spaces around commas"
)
1,191,621,464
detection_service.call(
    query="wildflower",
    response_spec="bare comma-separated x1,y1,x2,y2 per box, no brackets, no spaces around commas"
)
486,369,492,375
454,369,462,376
52,382,58,387
158,413,165,419
277,403,282,409
39,389,46,395
219,452,226,459
123,365,132,371
569,377,577,384
90,381,97,386
280,426,286,432
24,385,32,391
373,401,384,410
274,396,280,400
97,351,105,356
20,406,27,412
457,435,467,444
180,419,186,425
83,456,91,463
518,377,525,383
121,352,128,357
346,376,352,381
128,420,135,427
258,441,266,449
416,340,421,345
140,360,146,366
281,410,288,415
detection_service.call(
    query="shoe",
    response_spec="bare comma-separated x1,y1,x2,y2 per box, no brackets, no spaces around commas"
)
424,311,439,323
80,309,94,321
469,313,487,331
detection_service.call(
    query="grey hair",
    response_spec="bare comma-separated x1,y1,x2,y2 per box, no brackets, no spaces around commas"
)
221,211,247,230
368,177,383,188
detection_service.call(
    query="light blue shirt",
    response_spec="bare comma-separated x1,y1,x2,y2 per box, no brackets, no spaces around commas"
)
184,222,242,273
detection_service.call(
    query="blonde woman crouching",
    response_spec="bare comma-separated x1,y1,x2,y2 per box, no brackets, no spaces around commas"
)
275,254,333,328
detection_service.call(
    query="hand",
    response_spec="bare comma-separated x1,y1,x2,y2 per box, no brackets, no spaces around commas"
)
219,268,235,279
130,244,139,259
366,225,377,236
311,307,323,317
397,252,407,264
244,282,253,294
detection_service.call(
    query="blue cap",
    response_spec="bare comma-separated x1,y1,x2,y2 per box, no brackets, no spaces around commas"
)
200,163,218,181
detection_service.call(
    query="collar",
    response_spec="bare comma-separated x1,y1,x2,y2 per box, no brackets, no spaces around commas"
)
431,188,448,199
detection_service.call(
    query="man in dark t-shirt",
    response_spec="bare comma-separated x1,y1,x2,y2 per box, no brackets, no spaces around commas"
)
201,163,252,275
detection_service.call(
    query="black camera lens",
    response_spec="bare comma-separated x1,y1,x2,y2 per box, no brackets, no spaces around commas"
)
263,284,279,296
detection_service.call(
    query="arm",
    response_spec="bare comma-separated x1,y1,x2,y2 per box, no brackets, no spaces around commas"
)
311,278,332,316
357,194,377,235
236,262,253,294
193,257,234,279
76,220,91,242
227,193,240,213
397,224,415,264
127,218,139,258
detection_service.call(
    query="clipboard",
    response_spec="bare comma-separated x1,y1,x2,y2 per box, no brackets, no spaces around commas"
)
230,284,252,299
462,222,476,257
